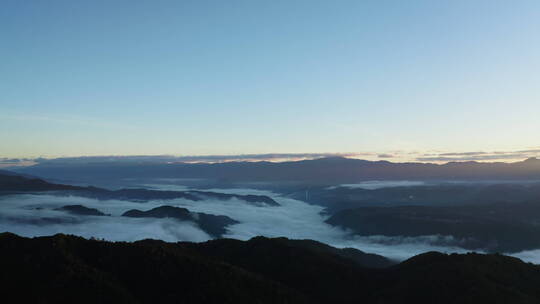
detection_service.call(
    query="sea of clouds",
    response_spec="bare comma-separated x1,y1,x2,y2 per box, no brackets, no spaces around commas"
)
0,185,537,263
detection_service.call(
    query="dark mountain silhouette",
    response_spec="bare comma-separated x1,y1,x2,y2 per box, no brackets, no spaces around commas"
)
2,233,540,304
78,187,202,201
188,190,280,206
188,236,394,268
326,201,540,252
301,182,540,212
0,171,82,192
0,171,278,206
373,251,540,304
0,233,308,304
13,156,540,183
0,169,39,179
55,205,108,216
122,205,238,237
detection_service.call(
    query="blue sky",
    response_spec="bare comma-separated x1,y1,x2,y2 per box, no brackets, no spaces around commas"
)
1,0,539,160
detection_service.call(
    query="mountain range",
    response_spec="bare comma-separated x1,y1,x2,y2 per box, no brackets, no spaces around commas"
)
326,201,540,252
2,233,540,304
0,171,278,206
11,156,540,184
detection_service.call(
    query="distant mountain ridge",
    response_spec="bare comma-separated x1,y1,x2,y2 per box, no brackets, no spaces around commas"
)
325,199,540,252
12,157,540,183
0,171,279,206
0,170,81,192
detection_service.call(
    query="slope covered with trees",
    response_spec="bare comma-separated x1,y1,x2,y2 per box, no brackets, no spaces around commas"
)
2,233,540,304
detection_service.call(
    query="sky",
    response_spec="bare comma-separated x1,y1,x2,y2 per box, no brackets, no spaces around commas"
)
1,0,540,160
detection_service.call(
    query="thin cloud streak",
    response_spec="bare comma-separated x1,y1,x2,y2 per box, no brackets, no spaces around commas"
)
417,150,540,162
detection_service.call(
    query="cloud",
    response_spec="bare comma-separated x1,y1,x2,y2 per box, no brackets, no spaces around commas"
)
510,249,540,264
377,154,395,158
0,158,24,164
0,194,212,242
518,149,540,153
438,152,489,156
335,235,474,261
4,183,540,263
417,150,540,162
0,187,499,263
0,158,37,168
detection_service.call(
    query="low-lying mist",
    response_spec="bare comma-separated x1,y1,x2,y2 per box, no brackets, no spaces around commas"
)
0,186,537,263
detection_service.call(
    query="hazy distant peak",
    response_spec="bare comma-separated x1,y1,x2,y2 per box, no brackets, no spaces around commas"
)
313,156,349,161
310,156,366,163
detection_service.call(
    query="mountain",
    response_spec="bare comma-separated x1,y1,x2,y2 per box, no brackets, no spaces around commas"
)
0,170,82,192
188,190,280,206
0,233,308,304
0,171,278,206
187,236,394,268
326,201,540,252
2,233,540,304
55,205,108,216
13,157,540,183
374,251,540,304
0,169,39,179
70,188,279,206
295,182,540,213
122,205,238,237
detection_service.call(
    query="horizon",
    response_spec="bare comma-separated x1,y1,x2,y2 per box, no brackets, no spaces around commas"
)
2,152,539,169
3,2,540,300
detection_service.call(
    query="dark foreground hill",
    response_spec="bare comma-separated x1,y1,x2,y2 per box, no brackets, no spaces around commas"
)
1,233,540,304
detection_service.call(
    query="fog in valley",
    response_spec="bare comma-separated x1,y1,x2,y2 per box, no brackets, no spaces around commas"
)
5,179,538,263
